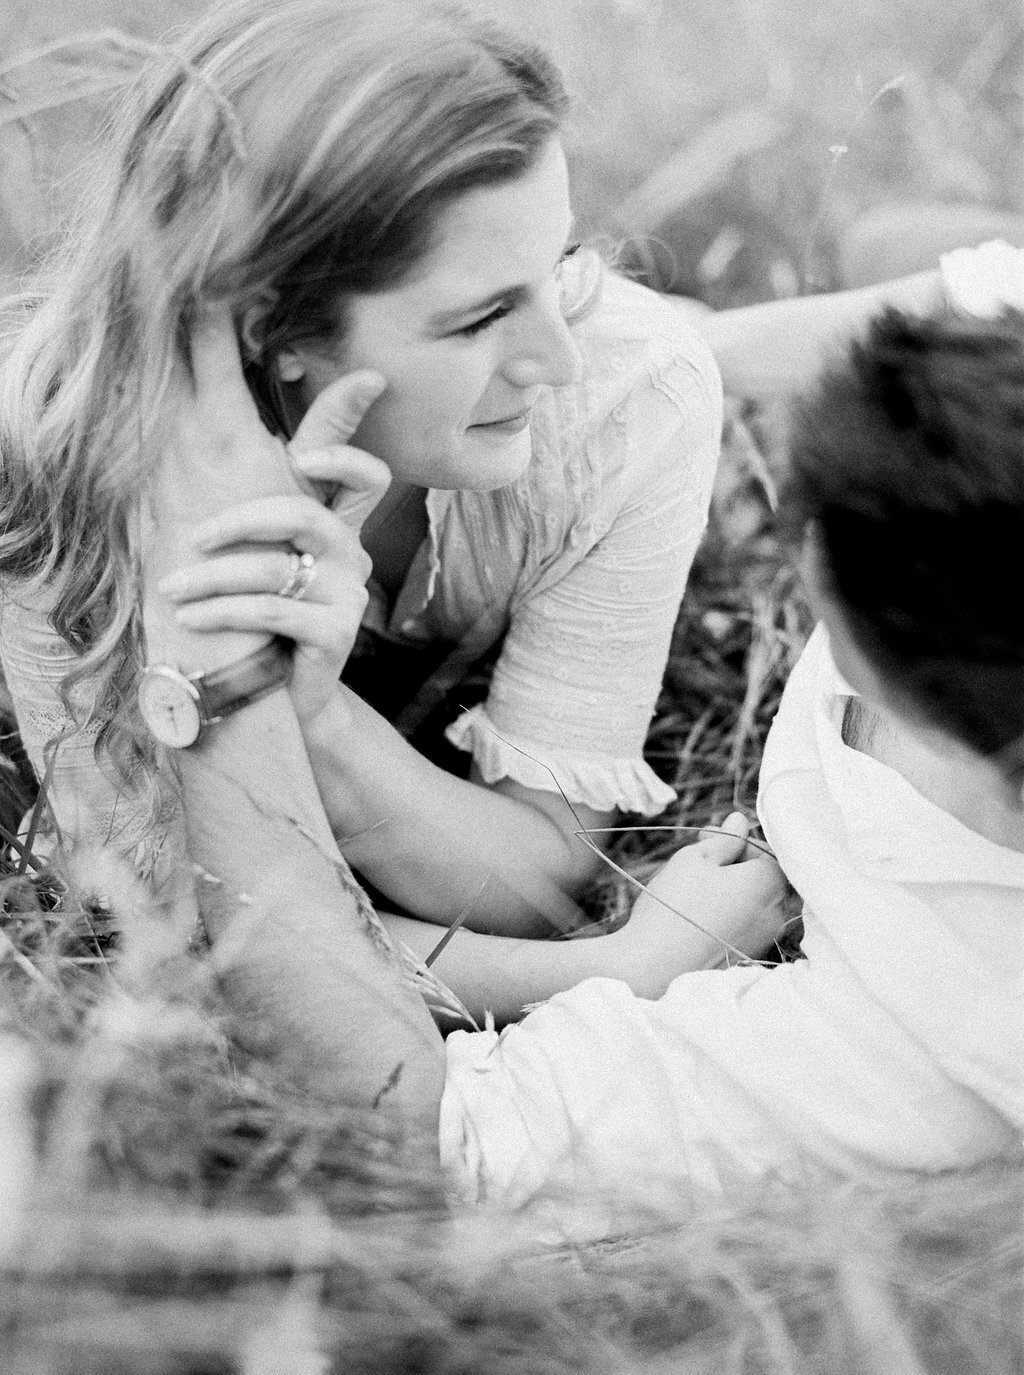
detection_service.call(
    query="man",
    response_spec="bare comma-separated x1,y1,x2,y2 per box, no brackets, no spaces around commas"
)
437,305,1024,1208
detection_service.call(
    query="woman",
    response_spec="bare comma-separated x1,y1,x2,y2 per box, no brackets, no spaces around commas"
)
0,0,785,985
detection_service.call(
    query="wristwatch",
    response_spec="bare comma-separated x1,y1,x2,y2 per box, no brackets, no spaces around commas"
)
138,636,293,748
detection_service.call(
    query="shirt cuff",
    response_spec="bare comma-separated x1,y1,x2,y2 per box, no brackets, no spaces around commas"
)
939,240,1024,316
445,705,677,817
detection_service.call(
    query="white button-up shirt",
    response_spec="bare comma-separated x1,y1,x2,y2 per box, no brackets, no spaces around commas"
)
441,627,1024,1212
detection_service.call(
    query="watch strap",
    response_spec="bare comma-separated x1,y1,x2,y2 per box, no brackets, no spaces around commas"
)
194,636,293,725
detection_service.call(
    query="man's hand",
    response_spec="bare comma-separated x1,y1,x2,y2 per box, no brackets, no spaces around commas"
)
618,812,796,995
145,311,390,723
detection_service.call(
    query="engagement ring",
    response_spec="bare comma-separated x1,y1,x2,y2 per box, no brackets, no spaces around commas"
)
278,550,318,600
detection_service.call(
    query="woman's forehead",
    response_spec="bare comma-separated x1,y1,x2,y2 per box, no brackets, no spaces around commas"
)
400,139,573,304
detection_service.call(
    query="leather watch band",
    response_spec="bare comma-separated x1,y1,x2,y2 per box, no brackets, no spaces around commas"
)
195,636,293,724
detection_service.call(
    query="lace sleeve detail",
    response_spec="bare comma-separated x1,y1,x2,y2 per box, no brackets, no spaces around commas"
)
0,583,158,863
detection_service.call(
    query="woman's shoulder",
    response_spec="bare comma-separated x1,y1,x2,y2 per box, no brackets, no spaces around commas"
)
572,267,721,404
514,268,723,527
552,272,720,451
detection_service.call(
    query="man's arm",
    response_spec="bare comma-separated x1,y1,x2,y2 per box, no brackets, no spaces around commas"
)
143,314,445,1134
166,690,446,1130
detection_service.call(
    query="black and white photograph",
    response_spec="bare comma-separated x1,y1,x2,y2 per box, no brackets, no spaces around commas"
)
0,1,1021,1370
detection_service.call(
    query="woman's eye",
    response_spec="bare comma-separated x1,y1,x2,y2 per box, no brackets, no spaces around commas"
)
455,247,581,339
458,302,514,338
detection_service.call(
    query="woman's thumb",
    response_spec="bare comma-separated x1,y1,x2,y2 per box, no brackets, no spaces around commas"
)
290,369,386,453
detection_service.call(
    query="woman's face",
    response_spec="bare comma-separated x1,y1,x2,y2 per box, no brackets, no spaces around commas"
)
290,136,582,491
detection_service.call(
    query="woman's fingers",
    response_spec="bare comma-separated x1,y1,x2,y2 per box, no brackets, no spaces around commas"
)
730,852,789,903
160,546,350,604
157,489,374,713
713,854,793,960
290,369,387,451
289,444,391,528
189,494,364,560
172,587,368,649
703,810,749,841
288,370,390,527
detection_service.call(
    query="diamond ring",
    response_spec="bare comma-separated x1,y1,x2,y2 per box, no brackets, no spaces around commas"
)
277,550,318,600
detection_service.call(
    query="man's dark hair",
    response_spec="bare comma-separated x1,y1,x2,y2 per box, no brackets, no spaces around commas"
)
785,307,1024,771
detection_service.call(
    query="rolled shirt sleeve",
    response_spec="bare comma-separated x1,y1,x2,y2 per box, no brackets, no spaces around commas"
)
440,944,1021,1214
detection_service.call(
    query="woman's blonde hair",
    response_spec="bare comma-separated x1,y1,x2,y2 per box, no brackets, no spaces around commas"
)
0,0,569,782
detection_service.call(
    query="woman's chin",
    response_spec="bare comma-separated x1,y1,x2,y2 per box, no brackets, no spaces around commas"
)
459,425,534,489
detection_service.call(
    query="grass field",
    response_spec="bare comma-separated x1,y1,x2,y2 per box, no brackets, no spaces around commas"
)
0,1,1022,1371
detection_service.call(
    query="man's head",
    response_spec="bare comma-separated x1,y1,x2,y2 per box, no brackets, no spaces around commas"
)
785,307,1024,789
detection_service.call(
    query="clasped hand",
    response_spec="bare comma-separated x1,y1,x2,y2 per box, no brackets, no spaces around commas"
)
149,312,390,728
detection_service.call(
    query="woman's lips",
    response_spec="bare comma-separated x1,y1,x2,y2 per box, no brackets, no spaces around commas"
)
469,410,532,435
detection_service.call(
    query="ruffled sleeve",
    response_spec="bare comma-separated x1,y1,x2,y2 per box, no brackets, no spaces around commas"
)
446,703,676,816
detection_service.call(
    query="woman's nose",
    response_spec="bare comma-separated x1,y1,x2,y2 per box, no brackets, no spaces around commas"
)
501,296,582,390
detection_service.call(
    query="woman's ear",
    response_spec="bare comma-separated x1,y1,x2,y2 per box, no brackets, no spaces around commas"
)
239,303,271,361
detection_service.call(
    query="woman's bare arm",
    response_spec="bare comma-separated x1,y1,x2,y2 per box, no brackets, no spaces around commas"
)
382,820,791,1026
302,688,611,938
699,271,944,401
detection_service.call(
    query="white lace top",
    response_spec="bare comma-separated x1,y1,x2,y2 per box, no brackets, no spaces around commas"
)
0,270,721,852
0,583,161,864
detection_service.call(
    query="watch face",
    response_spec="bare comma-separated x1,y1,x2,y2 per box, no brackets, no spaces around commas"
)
138,667,203,748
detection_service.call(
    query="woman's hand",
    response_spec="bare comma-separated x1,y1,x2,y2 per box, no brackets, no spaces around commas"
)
151,312,391,727
159,483,383,730
616,813,796,996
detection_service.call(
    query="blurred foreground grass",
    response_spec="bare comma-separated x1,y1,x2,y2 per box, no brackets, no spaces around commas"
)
0,841,1020,1374
0,2,1022,1372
